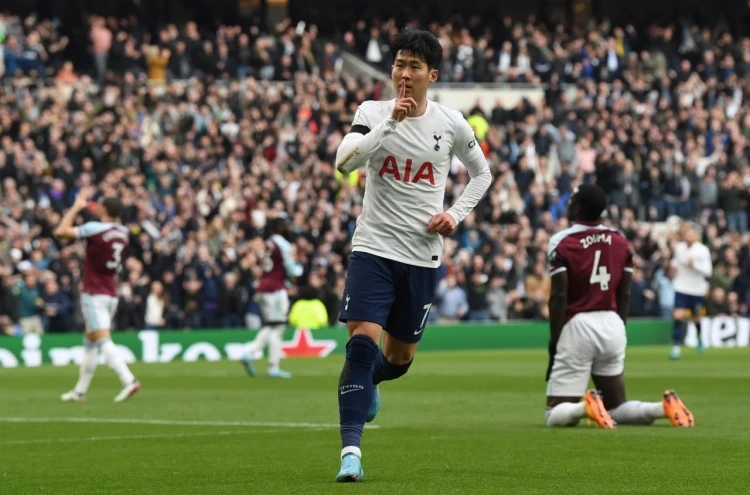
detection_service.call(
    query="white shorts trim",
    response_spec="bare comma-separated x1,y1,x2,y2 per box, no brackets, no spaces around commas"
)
81,293,119,332
546,311,626,397
257,290,290,324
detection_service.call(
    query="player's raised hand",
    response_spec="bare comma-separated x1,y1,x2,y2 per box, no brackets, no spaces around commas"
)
391,80,417,122
426,212,457,236
74,187,93,210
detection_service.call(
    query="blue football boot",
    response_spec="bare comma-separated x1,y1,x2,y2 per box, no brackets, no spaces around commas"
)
336,453,364,482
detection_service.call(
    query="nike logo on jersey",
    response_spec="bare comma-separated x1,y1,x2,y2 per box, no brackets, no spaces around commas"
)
414,327,424,335
345,294,350,311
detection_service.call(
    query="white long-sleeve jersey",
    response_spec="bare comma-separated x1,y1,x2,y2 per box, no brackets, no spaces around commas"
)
336,99,492,268
671,241,712,296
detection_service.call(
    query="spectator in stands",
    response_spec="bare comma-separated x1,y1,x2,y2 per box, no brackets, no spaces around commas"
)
651,256,676,319
15,271,44,335
144,281,168,331
116,283,145,331
433,275,469,323
219,272,245,328
41,278,71,333
89,16,112,85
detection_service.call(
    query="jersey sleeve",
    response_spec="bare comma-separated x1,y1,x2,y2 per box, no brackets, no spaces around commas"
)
349,104,375,135
75,222,108,239
694,245,713,278
452,116,489,172
624,247,634,273
275,236,303,278
547,235,569,276
548,246,568,276
336,101,398,175
445,116,492,225
670,243,686,268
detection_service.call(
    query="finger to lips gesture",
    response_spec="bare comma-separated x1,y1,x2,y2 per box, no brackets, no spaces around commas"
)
391,80,417,122
426,212,457,236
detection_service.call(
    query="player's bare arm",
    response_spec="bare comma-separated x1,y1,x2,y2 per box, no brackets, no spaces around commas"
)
548,271,568,347
335,81,416,175
616,270,632,325
53,187,93,240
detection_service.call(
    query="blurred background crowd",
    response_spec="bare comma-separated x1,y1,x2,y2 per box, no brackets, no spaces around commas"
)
0,6,749,335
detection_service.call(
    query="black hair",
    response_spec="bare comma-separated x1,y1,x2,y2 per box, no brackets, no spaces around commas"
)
571,184,608,221
389,28,442,70
266,215,289,239
102,197,122,219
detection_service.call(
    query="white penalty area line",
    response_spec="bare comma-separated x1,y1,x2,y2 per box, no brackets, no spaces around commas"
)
0,416,381,430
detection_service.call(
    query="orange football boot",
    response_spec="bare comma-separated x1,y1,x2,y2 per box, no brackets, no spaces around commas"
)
663,390,694,427
584,390,616,429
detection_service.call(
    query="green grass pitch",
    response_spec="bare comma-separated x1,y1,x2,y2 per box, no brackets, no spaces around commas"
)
0,347,748,494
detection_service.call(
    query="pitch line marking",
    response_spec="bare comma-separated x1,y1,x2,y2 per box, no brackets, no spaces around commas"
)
0,416,381,429
0,430,278,446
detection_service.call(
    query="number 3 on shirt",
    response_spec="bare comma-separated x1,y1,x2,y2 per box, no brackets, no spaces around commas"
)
107,242,125,270
589,249,611,290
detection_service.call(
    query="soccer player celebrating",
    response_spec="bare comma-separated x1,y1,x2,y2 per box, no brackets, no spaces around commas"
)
545,184,693,429
55,187,141,403
333,28,492,481
669,222,712,359
241,215,302,378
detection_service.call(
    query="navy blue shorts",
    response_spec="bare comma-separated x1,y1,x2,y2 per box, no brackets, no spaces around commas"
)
339,252,439,343
674,292,705,317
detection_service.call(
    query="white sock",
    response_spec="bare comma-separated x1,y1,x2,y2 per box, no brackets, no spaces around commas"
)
341,446,361,459
74,340,99,395
99,340,136,387
245,327,271,358
267,324,286,372
546,402,586,426
609,401,665,425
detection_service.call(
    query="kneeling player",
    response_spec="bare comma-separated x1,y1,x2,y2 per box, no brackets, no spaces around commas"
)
545,185,693,429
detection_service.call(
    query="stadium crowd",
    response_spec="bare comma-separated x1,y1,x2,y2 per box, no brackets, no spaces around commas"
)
0,12,749,335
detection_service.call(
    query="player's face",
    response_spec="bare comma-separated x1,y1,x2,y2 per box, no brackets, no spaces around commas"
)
391,50,438,100
685,227,697,244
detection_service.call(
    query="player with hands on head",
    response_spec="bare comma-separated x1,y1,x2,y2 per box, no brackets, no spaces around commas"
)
54,186,140,403
333,27,492,482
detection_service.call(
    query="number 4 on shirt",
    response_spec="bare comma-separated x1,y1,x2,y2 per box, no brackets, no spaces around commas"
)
589,250,611,291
